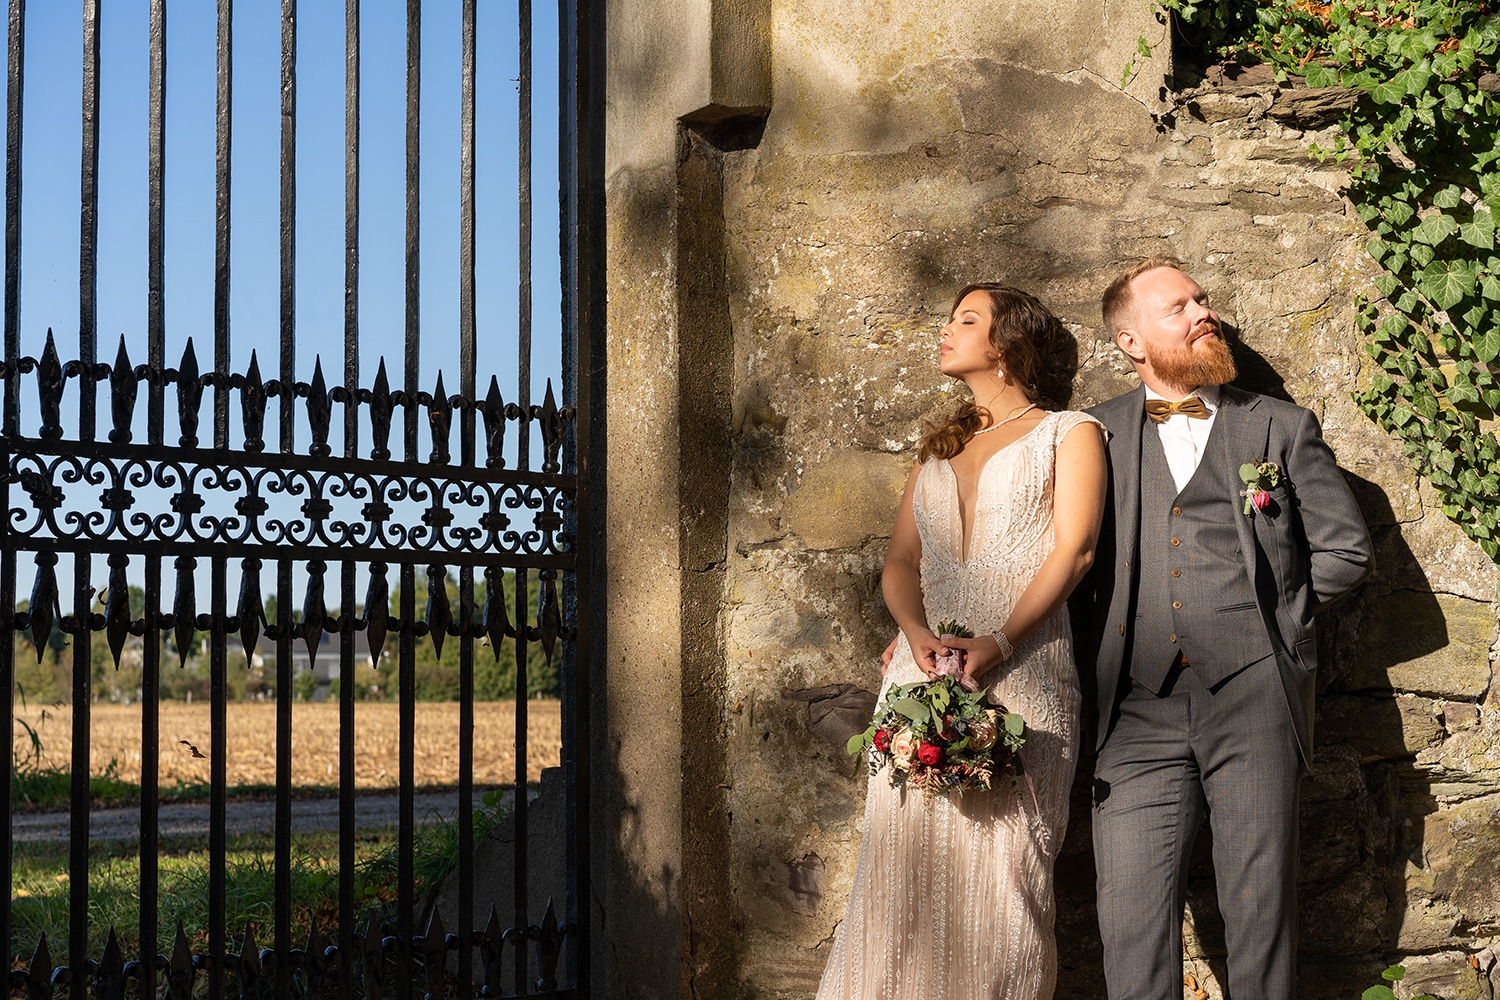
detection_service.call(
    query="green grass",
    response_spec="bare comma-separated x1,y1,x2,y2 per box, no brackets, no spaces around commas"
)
9,792,512,964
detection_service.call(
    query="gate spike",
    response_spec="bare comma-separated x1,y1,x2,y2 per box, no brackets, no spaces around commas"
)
426,565,453,659
36,329,65,441
302,921,328,1000
368,359,394,461
303,559,328,669
482,375,507,468
239,351,267,453
536,569,561,663
104,552,131,667
360,914,385,999
165,922,196,1000
236,924,262,1000
27,552,58,664
534,380,564,473
109,335,137,444
24,932,53,1000
95,926,127,1000
176,338,203,448
237,558,264,658
428,370,452,465
365,563,390,663
530,898,563,993
478,906,505,997
421,908,447,998
482,566,511,662
307,356,332,457
173,556,197,668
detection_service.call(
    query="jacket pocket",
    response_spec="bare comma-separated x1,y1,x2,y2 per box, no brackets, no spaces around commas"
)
1216,601,1258,614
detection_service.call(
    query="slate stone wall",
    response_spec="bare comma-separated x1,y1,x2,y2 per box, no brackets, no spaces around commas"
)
603,4,1500,997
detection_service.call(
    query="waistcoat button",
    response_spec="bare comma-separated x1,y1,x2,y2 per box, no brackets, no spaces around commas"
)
1171,569,1181,578
1172,600,1182,609
1172,506,1182,516
1171,538,1181,546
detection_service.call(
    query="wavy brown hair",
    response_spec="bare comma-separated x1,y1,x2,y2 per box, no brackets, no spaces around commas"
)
917,283,1062,463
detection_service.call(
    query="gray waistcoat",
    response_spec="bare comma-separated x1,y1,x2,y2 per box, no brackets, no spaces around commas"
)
1130,418,1274,692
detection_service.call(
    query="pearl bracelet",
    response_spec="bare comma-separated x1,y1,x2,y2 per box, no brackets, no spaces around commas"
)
993,629,1014,662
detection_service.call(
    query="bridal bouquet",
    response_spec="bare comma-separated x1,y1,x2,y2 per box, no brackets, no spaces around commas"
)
847,621,1026,797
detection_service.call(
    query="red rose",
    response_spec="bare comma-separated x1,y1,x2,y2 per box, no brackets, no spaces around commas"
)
873,729,892,752
917,742,942,766
1252,489,1271,510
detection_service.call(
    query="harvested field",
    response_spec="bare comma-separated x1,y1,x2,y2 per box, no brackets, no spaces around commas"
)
12,700,562,790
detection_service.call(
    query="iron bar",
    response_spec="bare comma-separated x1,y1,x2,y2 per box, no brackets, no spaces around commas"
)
280,0,296,454
209,556,227,1000
4,0,23,437
147,0,165,445
69,559,93,1000
344,0,359,460
458,563,476,997
276,553,295,997
339,558,357,1000
517,0,532,473
79,0,99,441
460,0,476,401
513,567,530,997
139,556,162,993
397,561,416,998
403,0,420,464
0,465,13,989
214,0,232,449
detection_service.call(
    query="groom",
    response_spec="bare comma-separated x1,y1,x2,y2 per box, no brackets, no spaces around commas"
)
1077,259,1373,999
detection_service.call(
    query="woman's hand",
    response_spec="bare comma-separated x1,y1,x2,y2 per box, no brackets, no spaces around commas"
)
902,627,945,678
940,634,1006,688
880,633,899,675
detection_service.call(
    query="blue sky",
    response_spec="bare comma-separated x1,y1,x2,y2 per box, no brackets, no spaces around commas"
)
11,0,561,419
6,2,564,608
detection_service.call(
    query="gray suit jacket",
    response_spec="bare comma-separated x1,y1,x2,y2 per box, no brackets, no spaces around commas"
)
1076,385,1374,764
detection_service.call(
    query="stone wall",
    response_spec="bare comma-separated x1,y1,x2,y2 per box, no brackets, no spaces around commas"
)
604,3,1500,998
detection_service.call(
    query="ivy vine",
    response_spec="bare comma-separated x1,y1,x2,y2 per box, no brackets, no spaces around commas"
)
1142,1,1500,560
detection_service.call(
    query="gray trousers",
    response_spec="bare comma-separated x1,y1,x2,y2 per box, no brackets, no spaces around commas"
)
1093,656,1302,1000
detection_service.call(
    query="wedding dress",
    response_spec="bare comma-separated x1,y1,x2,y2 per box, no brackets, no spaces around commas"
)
816,409,1096,1000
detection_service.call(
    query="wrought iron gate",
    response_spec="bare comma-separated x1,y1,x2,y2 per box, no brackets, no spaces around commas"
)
0,1,603,997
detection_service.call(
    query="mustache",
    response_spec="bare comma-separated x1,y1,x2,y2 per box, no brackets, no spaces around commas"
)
1192,320,1222,338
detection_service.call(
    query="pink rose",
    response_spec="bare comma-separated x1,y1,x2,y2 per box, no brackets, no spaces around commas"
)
1252,489,1271,510
890,729,918,768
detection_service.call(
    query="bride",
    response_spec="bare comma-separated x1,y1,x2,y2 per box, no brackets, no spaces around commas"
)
817,284,1107,1000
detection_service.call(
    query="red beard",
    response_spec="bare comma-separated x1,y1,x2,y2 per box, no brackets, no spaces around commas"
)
1145,328,1238,388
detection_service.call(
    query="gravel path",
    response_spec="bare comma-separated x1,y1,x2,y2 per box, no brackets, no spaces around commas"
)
11,791,494,843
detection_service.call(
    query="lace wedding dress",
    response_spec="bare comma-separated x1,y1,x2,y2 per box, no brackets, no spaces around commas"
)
816,409,1096,1000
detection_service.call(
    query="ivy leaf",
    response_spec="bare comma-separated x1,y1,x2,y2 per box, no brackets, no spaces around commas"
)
1385,199,1416,227
1476,326,1500,363
1410,245,1436,270
1374,274,1400,299
1482,274,1500,300
1411,213,1459,246
1419,259,1479,309
1304,63,1337,88
1459,210,1495,249
1433,185,1464,209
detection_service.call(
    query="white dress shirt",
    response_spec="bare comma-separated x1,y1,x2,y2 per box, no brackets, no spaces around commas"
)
1146,384,1221,493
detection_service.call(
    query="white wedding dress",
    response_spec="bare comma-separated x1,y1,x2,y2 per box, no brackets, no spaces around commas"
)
816,410,1095,1000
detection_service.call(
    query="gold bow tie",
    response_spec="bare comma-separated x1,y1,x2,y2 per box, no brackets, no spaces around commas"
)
1144,396,1209,423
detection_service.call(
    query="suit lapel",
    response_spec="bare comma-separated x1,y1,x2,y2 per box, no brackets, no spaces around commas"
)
1217,386,1270,580
1109,387,1146,585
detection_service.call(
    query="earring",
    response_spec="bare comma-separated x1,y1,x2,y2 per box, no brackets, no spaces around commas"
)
993,366,1005,380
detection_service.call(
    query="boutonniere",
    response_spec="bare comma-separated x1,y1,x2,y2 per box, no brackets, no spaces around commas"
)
1238,460,1282,515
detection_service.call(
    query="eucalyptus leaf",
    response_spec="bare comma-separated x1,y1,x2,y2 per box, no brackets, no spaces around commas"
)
892,698,930,724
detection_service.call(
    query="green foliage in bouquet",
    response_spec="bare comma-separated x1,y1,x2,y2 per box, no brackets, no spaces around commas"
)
932,619,973,639
847,675,1027,797
1134,0,1500,561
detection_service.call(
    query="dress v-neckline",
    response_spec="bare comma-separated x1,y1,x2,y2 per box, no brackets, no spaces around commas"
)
942,412,1052,564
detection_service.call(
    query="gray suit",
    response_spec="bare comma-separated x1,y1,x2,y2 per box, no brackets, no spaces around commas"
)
1076,385,1373,1000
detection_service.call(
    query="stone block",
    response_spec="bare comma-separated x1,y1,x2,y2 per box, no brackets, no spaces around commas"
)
1317,693,1442,762
780,448,908,550
1343,591,1494,699
1424,795,1500,922
1396,951,1491,1000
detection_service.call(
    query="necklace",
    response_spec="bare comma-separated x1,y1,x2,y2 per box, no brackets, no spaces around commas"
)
972,402,1037,436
